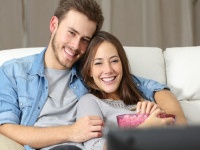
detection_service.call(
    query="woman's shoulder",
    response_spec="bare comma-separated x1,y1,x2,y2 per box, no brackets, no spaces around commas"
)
79,93,100,104
80,93,98,99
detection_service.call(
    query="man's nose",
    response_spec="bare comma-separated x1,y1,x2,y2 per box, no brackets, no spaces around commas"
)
71,38,80,50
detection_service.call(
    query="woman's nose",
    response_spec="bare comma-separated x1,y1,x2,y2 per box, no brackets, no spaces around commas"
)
104,63,113,73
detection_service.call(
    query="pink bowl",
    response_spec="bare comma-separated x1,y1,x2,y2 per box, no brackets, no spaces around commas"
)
117,113,176,128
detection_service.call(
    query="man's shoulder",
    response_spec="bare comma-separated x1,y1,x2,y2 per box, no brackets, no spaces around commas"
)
0,54,37,74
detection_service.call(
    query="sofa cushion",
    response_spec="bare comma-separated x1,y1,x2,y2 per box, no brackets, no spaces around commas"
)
179,100,200,125
0,134,24,150
164,46,200,100
124,46,166,84
0,47,44,66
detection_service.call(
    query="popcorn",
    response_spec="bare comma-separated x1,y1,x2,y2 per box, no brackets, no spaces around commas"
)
117,113,175,128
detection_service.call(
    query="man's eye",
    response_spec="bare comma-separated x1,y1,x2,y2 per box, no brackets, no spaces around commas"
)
69,31,75,36
82,39,90,44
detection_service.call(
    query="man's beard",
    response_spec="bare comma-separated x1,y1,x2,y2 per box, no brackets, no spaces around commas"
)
50,33,66,68
51,33,57,53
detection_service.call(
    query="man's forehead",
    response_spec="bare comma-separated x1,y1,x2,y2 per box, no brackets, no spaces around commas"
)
62,10,97,38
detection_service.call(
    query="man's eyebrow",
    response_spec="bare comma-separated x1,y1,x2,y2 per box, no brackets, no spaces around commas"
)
69,27,92,40
69,27,78,34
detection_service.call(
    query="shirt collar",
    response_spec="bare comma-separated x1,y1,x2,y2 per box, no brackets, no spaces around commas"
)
28,48,46,76
28,47,83,82
71,64,83,82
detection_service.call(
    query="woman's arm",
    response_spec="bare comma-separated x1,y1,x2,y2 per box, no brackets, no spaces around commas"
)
77,94,106,150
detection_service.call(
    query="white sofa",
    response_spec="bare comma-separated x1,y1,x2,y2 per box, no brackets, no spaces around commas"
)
0,46,200,149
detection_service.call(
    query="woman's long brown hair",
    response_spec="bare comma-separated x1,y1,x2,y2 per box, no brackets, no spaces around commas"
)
79,31,142,105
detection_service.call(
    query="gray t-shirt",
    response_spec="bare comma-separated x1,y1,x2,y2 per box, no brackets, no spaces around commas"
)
34,68,83,149
77,93,137,150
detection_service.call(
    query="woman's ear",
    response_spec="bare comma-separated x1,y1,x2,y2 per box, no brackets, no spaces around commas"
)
49,16,58,34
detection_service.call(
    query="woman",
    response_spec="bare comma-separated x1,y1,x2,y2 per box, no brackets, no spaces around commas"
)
77,31,175,150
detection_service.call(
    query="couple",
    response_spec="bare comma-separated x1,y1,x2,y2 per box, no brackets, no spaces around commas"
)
0,0,187,150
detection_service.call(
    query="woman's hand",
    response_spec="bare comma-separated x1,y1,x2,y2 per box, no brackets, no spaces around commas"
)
138,109,175,128
136,100,162,114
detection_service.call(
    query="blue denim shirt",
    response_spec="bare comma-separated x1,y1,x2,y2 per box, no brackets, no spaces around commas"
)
133,75,169,101
0,48,168,149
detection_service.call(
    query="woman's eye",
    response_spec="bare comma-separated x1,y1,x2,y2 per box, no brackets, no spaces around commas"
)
111,59,119,63
94,62,102,65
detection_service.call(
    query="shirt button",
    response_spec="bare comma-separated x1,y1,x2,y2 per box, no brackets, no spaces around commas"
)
74,86,77,89
137,84,140,86
20,103,23,106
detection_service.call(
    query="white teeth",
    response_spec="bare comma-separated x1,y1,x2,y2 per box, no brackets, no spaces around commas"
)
102,77,115,82
65,48,75,56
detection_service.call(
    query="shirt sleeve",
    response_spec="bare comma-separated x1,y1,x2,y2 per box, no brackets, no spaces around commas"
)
132,75,169,102
77,94,105,150
0,66,21,125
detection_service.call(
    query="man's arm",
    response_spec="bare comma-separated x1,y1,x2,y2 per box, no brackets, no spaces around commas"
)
154,89,188,125
0,116,103,149
133,75,187,125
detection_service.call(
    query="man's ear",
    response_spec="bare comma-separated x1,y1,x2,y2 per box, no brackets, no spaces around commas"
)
49,16,58,33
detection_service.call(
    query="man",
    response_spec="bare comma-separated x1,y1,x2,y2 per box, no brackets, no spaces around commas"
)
0,0,187,150
0,0,104,149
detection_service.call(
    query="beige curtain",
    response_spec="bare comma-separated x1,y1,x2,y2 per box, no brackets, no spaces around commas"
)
100,0,200,49
0,0,23,50
0,0,199,50
0,0,58,50
194,0,200,45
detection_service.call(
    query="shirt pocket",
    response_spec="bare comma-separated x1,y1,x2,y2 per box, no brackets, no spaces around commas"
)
18,96,34,109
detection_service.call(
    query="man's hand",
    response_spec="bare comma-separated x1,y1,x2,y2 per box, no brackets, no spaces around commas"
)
68,116,104,142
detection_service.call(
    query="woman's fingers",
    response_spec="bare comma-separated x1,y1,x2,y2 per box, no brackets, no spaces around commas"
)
136,101,160,114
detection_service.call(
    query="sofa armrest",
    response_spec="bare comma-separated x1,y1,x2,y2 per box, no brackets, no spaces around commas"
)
0,134,24,150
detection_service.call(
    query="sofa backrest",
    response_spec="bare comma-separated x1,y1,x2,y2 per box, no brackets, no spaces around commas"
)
0,47,44,66
124,46,166,84
164,46,200,101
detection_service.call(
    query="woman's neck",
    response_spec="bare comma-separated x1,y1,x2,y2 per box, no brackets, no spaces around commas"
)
107,93,120,100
